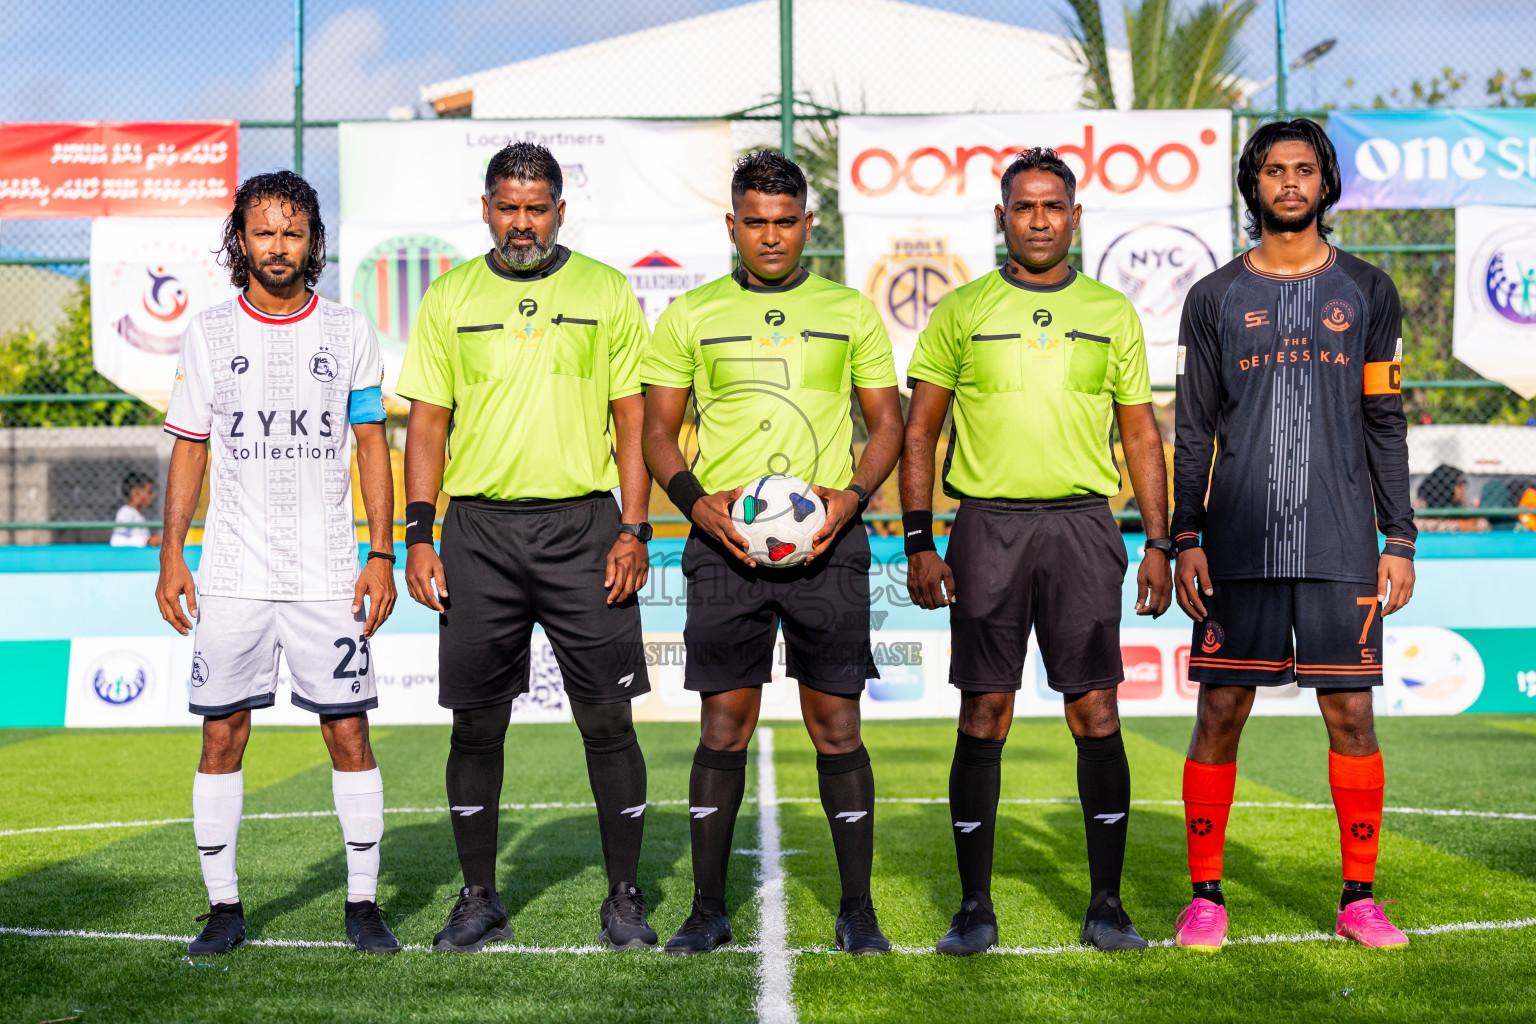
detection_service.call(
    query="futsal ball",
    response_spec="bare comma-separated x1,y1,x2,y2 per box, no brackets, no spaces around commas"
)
730,474,826,566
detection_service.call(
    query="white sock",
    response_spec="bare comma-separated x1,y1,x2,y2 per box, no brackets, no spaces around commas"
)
333,767,384,902
192,770,244,904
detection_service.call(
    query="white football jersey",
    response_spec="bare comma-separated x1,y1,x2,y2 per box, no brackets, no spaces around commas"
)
165,293,384,601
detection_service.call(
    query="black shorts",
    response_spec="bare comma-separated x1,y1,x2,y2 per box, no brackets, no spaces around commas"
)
947,495,1128,694
1188,578,1383,688
437,493,648,709
681,521,876,695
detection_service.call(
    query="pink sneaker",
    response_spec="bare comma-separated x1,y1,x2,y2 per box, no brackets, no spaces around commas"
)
1175,897,1227,951
1336,899,1409,948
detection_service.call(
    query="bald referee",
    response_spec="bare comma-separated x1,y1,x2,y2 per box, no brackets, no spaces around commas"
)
397,142,656,952
642,151,904,955
901,147,1173,955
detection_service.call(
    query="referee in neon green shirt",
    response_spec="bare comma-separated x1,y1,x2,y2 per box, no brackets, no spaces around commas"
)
397,143,656,953
901,147,1173,955
641,151,904,956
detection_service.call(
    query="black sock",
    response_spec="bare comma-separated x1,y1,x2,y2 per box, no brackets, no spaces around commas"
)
688,743,747,902
1194,879,1225,906
817,745,874,902
1341,879,1374,909
1075,729,1131,908
445,702,511,892
571,699,647,889
950,729,1005,903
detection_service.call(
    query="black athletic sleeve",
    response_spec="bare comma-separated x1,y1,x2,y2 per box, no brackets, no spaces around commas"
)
1357,267,1417,559
1171,272,1226,553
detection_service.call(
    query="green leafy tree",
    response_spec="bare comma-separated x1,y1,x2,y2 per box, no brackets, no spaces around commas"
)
1065,0,1258,110
0,280,159,428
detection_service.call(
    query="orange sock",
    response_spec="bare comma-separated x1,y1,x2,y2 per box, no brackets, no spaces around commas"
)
1183,759,1237,884
1329,749,1384,883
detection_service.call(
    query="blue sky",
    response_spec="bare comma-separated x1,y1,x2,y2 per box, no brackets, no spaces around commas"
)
1,0,1529,261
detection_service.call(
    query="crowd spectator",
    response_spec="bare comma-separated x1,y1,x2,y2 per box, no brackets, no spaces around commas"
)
110,471,161,548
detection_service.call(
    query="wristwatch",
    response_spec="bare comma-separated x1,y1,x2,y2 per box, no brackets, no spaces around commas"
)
1144,537,1174,557
618,522,653,542
846,483,871,514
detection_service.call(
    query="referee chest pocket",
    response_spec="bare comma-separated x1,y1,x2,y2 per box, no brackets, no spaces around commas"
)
455,323,507,386
1063,329,1112,395
548,315,599,378
701,336,756,389
800,331,850,392
968,334,1022,393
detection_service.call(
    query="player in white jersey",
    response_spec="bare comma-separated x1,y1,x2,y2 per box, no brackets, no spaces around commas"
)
156,172,401,955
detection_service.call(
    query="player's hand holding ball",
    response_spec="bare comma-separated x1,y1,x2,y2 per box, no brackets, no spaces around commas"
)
694,486,756,567
405,543,450,612
803,485,856,566
353,555,397,637
906,550,956,609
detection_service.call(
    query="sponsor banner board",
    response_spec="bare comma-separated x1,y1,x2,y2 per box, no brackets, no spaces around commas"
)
90,217,236,409
338,120,732,393
0,121,236,218
1080,207,1233,386
1328,110,1536,210
1454,204,1536,398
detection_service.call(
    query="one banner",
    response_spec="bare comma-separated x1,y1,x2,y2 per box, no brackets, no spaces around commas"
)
839,111,1232,216
843,212,997,383
1080,207,1233,385
90,217,237,410
1454,204,1536,398
338,119,732,391
0,121,236,218
1329,110,1536,210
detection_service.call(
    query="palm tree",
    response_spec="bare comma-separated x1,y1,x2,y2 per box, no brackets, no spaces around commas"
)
1065,0,1258,110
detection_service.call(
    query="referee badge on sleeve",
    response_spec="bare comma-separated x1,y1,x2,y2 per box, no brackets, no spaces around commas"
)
1176,345,1187,376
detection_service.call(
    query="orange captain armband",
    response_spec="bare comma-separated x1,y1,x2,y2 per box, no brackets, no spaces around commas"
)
1364,361,1402,395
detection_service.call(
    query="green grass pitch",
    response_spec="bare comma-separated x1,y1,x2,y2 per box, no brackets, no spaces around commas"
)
1,715,1533,1023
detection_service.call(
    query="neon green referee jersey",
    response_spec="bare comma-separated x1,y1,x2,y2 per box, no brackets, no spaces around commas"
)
906,266,1152,500
642,267,897,493
395,247,647,500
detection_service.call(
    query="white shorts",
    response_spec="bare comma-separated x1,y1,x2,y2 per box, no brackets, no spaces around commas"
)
189,596,377,717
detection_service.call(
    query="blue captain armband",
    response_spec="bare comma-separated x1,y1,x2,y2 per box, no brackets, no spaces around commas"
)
349,386,386,424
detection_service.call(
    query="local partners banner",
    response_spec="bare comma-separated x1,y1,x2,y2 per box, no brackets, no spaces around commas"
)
90,217,236,410
1454,204,1536,398
1329,110,1536,210
339,120,732,392
839,112,1230,385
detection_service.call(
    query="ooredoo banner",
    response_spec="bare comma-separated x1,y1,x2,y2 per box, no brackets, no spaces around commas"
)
90,217,237,410
1329,110,1536,210
338,119,733,392
0,121,237,218
1454,204,1536,399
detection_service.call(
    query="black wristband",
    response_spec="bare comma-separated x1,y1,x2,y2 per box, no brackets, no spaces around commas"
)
902,510,937,556
366,550,397,564
1173,533,1202,554
404,501,437,547
666,470,709,523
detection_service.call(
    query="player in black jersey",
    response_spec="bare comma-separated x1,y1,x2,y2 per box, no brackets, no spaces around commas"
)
1170,119,1414,951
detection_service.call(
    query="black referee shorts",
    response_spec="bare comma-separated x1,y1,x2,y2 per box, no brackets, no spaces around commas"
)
437,493,648,710
681,521,877,696
946,495,1128,694
1188,578,1384,688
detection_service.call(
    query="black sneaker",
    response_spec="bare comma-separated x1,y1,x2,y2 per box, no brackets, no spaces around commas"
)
432,885,512,952
935,896,998,956
188,901,246,955
1080,893,1149,951
345,899,401,954
834,893,891,955
664,896,733,955
599,881,658,950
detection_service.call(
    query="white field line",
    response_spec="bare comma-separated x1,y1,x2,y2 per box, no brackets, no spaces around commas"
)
4,917,1532,956
5,796,1533,839
753,726,797,1024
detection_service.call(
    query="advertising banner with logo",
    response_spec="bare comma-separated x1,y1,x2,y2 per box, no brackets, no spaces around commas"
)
0,121,236,218
1079,208,1233,385
1454,204,1536,398
839,112,1231,383
1329,110,1536,210
90,217,238,410
339,119,732,391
